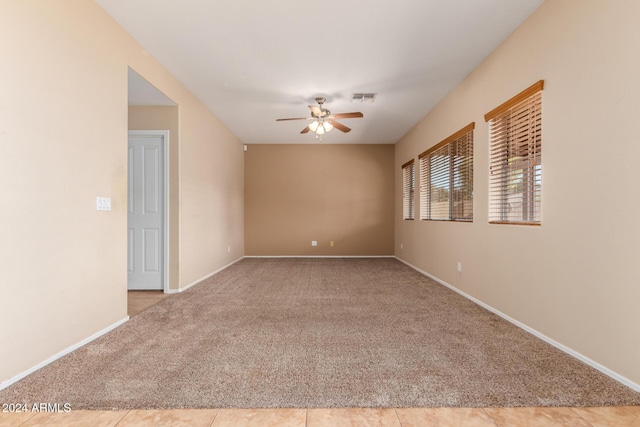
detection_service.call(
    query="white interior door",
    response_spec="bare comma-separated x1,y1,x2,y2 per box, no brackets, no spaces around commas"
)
128,132,165,290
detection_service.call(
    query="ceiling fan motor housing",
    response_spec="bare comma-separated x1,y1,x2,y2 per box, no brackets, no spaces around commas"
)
311,97,330,117
312,108,331,118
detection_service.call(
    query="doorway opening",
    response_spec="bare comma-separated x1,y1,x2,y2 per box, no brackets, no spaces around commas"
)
127,67,179,314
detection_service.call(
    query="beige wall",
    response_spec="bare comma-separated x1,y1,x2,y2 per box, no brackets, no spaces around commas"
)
245,144,394,256
128,106,180,291
0,0,244,384
395,0,640,386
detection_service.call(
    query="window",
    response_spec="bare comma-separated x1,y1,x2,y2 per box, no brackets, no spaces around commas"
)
419,123,474,221
485,80,543,225
402,159,415,220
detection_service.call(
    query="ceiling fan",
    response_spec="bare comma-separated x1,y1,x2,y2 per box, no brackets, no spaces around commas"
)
276,97,363,136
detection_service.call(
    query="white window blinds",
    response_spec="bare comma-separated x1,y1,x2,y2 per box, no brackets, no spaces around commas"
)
419,123,474,221
485,81,543,225
402,159,415,220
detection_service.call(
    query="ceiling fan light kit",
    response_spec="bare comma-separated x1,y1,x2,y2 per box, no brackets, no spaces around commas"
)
276,96,364,141
308,119,332,134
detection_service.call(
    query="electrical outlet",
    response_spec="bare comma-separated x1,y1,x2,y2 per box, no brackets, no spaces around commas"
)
311,241,317,247
400,243,403,250
228,246,231,253
330,241,334,247
457,262,462,272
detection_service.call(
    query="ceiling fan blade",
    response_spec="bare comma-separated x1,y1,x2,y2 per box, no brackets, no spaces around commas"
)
308,105,322,117
300,126,311,134
330,112,363,119
329,119,351,133
276,117,308,121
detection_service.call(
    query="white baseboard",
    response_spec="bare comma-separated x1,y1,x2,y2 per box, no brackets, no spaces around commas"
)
243,255,395,258
172,256,245,294
395,256,640,393
0,316,129,391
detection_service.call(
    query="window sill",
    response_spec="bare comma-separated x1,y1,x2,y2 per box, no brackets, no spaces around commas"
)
420,219,473,223
489,221,540,226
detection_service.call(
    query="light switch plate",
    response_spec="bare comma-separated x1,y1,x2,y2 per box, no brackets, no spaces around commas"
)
96,197,112,211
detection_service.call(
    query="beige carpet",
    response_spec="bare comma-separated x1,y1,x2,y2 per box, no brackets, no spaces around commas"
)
1,258,639,409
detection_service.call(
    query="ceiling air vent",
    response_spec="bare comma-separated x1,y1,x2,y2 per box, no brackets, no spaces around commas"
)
351,92,377,103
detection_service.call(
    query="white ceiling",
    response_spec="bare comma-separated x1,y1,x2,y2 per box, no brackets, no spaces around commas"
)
100,0,544,144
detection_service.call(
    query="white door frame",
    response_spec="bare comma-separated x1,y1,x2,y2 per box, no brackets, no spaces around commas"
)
128,130,170,293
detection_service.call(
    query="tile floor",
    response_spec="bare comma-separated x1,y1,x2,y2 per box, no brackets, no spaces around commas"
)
3,293,635,426
0,406,639,426
127,290,169,317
